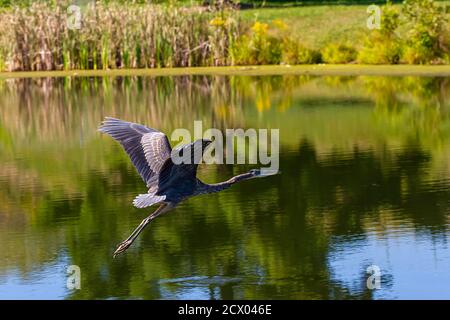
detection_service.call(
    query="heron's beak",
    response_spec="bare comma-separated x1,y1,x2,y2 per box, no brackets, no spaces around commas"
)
256,169,280,177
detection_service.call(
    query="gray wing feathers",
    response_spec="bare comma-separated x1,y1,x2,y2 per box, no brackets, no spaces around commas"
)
98,117,157,184
141,132,172,175
133,193,166,208
99,117,173,208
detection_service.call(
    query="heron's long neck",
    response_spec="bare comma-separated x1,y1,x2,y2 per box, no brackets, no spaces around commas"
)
197,172,254,194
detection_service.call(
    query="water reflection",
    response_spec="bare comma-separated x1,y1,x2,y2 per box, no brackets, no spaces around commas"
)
0,75,449,299
328,231,450,299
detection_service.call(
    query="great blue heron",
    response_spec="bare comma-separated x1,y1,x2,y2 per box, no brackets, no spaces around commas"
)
99,117,273,257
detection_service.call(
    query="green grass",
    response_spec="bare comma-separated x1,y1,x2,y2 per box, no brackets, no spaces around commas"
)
1,64,450,79
240,5,376,48
239,2,450,48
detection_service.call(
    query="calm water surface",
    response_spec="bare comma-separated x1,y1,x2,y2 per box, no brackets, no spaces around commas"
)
0,75,449,299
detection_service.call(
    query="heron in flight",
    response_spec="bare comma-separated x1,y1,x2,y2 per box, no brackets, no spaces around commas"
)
99,117,273,257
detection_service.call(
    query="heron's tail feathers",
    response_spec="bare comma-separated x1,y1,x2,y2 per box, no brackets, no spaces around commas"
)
133,193,165,208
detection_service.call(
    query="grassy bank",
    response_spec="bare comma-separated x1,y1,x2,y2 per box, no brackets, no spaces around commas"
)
0,0,449,72
241,1,450,46
239,5,369,48
2,64,450,79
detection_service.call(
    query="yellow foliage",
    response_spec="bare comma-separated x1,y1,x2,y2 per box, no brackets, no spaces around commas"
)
251,21,269,35
272,19,288,31
209,17,226,27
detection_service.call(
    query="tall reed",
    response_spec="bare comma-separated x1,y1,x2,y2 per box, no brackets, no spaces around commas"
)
0,1,240,71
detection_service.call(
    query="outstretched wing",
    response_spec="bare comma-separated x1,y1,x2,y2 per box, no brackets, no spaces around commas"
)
98,117,172,189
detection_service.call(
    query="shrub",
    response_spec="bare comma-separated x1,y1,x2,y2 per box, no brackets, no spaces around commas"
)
282,38,321,64
358,40,401,64
401,0,448,64
321,43,357,64
358,2,402,64
230,21,282,65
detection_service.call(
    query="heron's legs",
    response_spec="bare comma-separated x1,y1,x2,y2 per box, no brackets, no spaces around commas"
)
113,203,170,258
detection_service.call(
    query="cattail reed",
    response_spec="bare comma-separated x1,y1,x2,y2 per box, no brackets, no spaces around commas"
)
0,1,240,71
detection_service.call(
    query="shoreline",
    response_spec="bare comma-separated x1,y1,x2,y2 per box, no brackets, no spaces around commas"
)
1,65,450,79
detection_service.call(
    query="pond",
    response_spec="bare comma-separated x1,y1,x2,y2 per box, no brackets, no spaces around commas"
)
0,74,449,299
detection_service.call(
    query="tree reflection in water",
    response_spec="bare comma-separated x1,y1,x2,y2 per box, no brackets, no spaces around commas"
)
0,75,449,299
